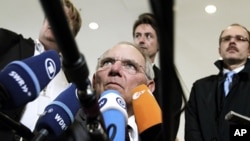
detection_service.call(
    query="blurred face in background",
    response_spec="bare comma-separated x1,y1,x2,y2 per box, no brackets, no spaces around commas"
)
38,0,81,52
219,25,250,67
133,24,159,63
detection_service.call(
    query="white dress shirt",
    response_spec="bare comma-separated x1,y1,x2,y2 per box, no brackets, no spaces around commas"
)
128,115,139,141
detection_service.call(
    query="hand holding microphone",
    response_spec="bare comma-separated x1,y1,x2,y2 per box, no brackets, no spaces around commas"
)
98,90,128,141
132,84,163,140
0,50,61,109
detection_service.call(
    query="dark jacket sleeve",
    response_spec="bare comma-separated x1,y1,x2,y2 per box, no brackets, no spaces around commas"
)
140,123,163,141
153,65,183,139
0,28,35,70
0,28,35,141
185,84,204,141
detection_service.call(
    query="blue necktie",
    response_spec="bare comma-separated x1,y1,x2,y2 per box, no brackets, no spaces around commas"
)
224,71,235,96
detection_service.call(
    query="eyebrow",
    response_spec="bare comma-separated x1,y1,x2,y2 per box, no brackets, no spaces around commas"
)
101,57,140,64
135,32,153,35
102,56,144,67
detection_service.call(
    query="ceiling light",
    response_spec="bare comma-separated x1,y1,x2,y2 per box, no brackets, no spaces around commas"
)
89,22,99,30
205,5,217,14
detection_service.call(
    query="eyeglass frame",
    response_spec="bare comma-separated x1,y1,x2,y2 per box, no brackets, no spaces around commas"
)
97,57,147,76
220,35,250,43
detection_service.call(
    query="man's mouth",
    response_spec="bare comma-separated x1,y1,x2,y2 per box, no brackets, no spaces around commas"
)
106,82,123,89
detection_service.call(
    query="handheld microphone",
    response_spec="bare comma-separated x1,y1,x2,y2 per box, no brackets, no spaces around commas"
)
33,83,81,140
132,84,162,140
0,50,61,109
39,0,89,91
225,110,250,125
39,1,108,140
99,90,128,141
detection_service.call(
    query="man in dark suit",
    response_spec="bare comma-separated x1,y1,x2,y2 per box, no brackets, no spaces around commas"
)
0,0,82,140
185,23,250,141
132,13,184,139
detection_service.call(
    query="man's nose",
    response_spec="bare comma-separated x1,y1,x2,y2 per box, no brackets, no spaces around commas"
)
108,61,123,76
110,61,123,71
140,36,147,42
229,37,237,42
136,38,146,46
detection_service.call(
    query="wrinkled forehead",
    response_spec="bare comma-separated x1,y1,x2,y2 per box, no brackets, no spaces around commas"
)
104,44,145,65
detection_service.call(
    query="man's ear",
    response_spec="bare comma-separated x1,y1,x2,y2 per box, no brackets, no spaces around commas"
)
248,45,250,56
147,80,155,93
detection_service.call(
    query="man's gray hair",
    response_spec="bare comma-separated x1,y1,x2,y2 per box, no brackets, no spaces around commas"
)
96,41,155,80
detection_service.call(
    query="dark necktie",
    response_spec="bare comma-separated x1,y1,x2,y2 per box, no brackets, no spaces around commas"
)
125,125,131,141
224,71,235,96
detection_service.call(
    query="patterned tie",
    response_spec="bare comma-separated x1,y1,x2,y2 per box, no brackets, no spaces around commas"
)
224,71,235,96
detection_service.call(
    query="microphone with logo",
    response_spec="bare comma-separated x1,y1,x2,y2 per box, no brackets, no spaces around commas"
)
32,83,80,141
39,1,108,140
0,50,61,140
0,50,61,109
98,90,128,141
132,84,163,141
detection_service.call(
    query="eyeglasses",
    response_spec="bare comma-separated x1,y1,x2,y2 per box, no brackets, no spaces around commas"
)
97,57,145,75
220,35,249,43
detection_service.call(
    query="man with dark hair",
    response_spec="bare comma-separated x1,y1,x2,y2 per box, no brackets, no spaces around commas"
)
132,13,160,101
132,13,184,139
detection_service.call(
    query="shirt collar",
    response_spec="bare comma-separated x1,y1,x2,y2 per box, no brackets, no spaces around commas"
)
34,39,45,55
223,65,244,74
128,115,139,141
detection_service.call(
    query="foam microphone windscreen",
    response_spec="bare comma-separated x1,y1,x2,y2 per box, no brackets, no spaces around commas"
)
98,89,128,141
132,84,162,133
0,50,61,109
34,83,80,137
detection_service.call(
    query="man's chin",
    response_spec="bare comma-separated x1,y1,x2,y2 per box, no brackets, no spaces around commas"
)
45,36,56,42
226,57,245,65
140,48,148,54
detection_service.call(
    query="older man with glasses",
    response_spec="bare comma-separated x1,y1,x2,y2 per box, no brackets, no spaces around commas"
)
56,41,162,141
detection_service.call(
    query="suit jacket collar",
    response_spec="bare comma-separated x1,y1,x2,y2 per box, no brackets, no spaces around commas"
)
214,58,250,71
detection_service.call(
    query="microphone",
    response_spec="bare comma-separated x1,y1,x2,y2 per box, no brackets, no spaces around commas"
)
225,110,250,125
98,90,128,141
0,50,61,109
39,0,89,91
33,83,81,141
39,1,108,140
131,84,162,140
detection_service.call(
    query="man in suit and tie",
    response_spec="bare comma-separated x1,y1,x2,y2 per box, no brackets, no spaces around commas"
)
185,23,250,141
